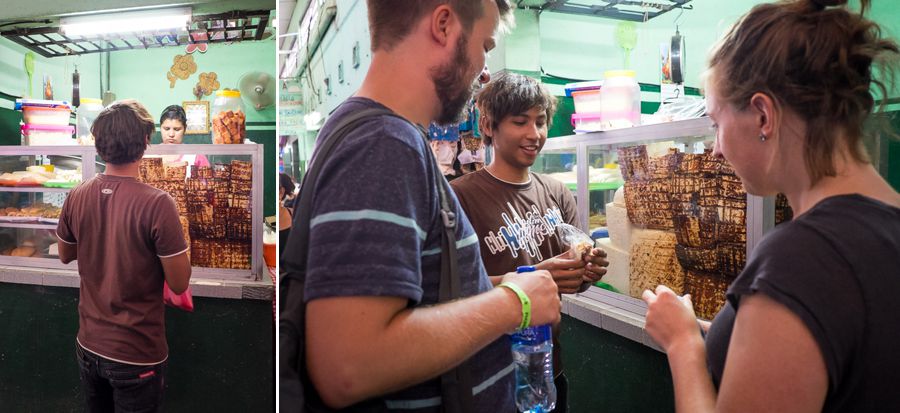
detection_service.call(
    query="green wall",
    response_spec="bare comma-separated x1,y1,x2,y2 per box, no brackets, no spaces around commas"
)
108,41,275,124
0,282,273,412
560,315,675,412
538,0,900,92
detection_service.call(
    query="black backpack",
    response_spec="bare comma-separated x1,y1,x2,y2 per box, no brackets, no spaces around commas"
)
279,107,475,412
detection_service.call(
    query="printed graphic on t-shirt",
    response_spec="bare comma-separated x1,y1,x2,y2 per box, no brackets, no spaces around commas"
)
483,202,564,260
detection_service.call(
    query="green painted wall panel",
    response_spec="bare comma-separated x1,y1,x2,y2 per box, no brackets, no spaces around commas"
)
889,112,900,191
560,314,675,412
0,282,273,412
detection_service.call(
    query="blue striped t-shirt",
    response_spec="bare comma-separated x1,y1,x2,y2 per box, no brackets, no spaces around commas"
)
302,97,514,412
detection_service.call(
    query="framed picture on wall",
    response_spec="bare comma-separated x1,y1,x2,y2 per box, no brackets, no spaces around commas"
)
183,100,209,134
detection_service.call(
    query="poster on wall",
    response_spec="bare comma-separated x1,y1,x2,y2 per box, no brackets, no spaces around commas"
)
183,101,209,134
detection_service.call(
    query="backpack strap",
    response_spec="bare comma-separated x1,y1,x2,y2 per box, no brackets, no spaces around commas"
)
280,107,395,412
280,106,473,413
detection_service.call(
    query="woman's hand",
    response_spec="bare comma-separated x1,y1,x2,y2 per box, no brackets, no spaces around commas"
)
642,285,703,353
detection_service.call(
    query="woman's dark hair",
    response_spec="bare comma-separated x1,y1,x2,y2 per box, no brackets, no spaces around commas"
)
475,72,557,146
707,0,899,185
159,104,187,127
280,173,296,200
93,99,155,165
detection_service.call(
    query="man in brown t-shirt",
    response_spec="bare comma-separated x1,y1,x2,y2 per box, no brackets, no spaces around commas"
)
57,99,191,413
451,73,609,413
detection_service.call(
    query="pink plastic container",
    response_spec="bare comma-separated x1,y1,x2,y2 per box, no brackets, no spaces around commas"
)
21,124,75,145
571,113,604,133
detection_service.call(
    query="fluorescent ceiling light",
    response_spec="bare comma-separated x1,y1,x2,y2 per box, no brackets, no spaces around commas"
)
61,7,192,37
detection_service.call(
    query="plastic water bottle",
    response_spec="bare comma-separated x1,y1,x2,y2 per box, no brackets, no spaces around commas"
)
511,266,557,413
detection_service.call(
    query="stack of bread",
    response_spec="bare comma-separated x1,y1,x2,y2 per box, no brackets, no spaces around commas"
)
614,145,749,319
595,186,632,294
185,161,253,269
139,157,253,269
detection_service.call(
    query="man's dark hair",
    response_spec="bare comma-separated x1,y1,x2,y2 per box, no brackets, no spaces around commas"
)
476,72,557,145
92,99,155,165
367,0,513,52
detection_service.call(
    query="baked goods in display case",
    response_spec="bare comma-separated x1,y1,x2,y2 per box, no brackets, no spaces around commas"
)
0,231,58,258
138,157,253,269
608,145,749,320
0,203,62,222
211,110,246,144
0,165,82,188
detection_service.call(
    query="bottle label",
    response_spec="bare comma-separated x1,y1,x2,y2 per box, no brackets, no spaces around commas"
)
511,324,552,345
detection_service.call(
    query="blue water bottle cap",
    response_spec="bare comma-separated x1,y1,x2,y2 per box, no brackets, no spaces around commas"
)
517,266,536,273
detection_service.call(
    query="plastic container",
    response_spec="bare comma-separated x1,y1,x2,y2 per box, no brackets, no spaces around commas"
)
600,70,641,128
14,98,71,111
20,124,75,145
211,90,247,144
571,89,602,114
22,106,71,126
563,80,603,97
571,113,604,133
511,265,557,413
590,227,610,239
76,98,104,146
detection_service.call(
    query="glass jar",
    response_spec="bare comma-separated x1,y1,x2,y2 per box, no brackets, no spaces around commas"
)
600,70,641,128
75,98,103,146
211,90,246,144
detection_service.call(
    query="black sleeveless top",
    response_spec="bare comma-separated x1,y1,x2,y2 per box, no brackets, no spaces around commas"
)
705,194,900,411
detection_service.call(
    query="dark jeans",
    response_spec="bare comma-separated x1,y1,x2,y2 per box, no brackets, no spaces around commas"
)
76,343,167,413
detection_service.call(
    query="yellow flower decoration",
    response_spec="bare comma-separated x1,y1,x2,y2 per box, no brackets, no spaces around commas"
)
197,72,220,96
166,54,198,88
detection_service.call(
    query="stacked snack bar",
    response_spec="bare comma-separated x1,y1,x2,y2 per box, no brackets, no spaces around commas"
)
184,160,253,269
139,158,252,270
617,146,749,320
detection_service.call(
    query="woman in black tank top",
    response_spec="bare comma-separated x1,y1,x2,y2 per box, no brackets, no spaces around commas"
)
639,1,900,412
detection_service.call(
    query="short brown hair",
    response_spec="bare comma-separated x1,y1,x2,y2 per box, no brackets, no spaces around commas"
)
92,100,155,165
476,72,557,146
707,0,898,185
367,0,513,52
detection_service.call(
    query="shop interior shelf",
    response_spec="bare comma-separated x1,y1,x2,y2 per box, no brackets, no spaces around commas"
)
0,222,57,230
0,187,71,193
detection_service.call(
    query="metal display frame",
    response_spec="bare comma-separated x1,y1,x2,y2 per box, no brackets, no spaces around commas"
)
0,144,264,281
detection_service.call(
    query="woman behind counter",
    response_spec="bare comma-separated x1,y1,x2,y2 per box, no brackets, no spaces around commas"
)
159,105,211,175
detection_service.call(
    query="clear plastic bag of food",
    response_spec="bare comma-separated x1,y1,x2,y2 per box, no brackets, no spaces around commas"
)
555,223,594,259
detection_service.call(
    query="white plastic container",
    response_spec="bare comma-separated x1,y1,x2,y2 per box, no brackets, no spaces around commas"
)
571,113,604,133
76,98,104,146
211,90,247,144
21,124,75,145
22,106,71,125
571,89,602,114
600,70,641,128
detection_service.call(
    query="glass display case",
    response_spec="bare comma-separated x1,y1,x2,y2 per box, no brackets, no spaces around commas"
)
0,144,264,280
535,118,774,320
0,146,93,269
